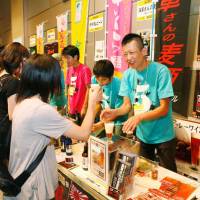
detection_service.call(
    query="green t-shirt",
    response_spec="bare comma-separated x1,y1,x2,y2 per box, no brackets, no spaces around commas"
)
119,62,175,144
50,70,67,107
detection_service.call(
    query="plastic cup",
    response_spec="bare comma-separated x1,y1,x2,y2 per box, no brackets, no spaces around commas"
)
104,122,114,142
90,84,101,92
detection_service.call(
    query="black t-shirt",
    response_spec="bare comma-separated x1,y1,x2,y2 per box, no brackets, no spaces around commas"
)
0,74,19,126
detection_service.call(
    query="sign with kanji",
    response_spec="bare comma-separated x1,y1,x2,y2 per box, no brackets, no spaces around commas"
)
154,0,191,115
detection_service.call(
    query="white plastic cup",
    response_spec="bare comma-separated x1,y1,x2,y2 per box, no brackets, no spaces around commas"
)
90,84,101,92
104,122,114,141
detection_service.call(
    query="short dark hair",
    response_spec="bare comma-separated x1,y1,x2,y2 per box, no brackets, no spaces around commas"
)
1,42,29,74
62,45,80,60
121,33,144,50
93,59,114,78
17,54,61,103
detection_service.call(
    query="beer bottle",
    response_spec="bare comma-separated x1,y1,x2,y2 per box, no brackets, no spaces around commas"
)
60,135,66,152
82,142,88,170
65,137,72,156
65,137,73,164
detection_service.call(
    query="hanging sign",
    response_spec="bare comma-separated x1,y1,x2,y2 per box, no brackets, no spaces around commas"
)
57,12,68,54
71,0,89,63
29,35,36,47
36,23,44,54
137,0,153,21
89,12,104,32
47,28,56,43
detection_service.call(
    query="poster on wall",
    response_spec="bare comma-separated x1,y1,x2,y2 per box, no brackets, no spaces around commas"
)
36,23,44,54
137,0,153,21
71,0,89,63
106,0,132,77
95,40,105,61
56,12,68,54
29,35,36,47
47,28,56,43
174,119,200,172
89,13,104,32
193,23,200,118
154,0,191,116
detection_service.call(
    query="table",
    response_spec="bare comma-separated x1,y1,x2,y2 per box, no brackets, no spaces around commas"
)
56,143,200,200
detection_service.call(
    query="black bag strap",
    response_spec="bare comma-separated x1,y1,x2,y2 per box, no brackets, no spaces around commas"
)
0,114,8,125
14,145,48,187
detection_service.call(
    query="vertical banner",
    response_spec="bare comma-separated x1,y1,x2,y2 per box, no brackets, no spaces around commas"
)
71,0,89,63
29,35,36,47
57,12,68,54
106,0,132,76
36,23,44,54
57,12,69,81
95,40,105,61
154,0,191,115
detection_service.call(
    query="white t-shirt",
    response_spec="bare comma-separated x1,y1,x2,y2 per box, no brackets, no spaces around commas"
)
6,97,72,200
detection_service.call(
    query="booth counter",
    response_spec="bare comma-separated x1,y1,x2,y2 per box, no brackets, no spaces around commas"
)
55,142,200,200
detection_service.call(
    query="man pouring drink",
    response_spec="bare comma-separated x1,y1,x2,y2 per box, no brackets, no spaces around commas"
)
100,33,177,172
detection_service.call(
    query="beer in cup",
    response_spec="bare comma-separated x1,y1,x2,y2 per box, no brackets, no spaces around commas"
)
104,122,114,142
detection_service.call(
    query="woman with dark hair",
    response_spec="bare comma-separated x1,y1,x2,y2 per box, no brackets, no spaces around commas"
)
0,42,29,161
6,54,102,200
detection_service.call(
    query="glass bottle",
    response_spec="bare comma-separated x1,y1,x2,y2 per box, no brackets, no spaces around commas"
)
82,142,88,170
60,135,66,152
65,137,73,164
65,137,72,156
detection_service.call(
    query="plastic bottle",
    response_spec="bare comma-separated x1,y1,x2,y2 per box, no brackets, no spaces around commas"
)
82,142,88,170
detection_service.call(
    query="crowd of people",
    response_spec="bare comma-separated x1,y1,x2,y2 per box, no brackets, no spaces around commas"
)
0,33,176,199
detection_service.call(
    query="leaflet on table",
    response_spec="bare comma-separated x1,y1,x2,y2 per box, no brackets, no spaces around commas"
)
131,176,197,200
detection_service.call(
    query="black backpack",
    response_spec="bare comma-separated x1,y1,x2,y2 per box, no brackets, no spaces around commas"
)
0,145,47,196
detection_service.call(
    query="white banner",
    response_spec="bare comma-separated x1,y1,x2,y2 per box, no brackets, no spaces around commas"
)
95,40,105,61
57,12,68,32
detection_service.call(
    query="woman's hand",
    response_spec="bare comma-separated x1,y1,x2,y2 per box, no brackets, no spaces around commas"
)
88,85,102,108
